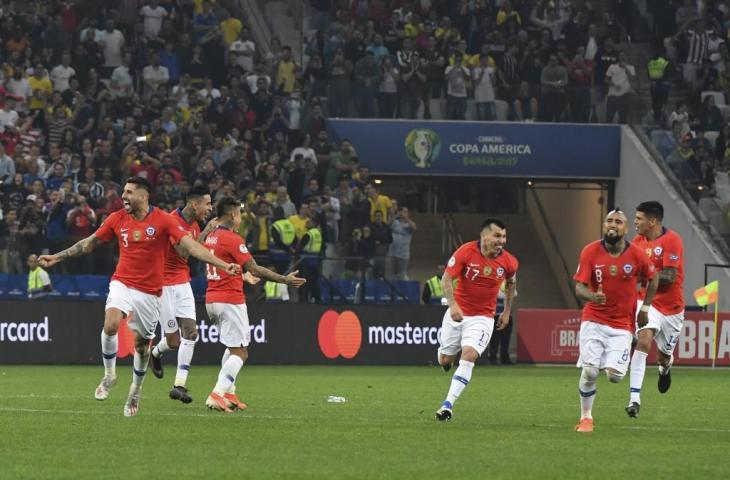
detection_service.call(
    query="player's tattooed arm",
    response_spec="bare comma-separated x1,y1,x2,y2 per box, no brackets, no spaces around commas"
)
198,217,219,244
441,271,456,307
243,258,306,287
657,267,677,285
502,276,517,312
180,235,241,275
39,235,100,267
575,282,605,304
173,243,191,259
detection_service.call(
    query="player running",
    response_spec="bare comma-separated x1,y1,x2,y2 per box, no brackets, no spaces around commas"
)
203,197,306,412
626,201,685,418
434,218,518,422
149,186,217,404
39,177,239,417
573,209,659,433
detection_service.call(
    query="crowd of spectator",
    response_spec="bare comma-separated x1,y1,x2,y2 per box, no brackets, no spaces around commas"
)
0,0,418,283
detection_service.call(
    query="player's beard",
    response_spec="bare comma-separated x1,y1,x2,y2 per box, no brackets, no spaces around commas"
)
603,232,622,245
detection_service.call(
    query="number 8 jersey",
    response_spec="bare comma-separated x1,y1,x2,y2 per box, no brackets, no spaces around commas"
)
204,225,253,305
445,241,519,318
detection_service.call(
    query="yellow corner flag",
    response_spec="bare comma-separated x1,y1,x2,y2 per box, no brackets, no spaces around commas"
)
694,280,719,306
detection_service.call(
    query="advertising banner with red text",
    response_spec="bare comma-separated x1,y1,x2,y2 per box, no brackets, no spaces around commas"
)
517,309,730,366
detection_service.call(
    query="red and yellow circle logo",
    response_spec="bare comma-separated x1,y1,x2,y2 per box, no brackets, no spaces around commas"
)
318,310,362,359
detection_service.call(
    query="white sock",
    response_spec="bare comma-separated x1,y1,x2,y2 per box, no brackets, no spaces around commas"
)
101,331,118,377
132,349,150,389
174,338,196,387
152,337,170,358
220,348,235,392
579,368,598,419
213,355,244,395
445,360,475,406
629,350,648,404
658,355,674,375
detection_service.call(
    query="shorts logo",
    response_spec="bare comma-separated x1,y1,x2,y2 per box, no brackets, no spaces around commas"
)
654,246,663,256
133,230,142,241
447,256,456,267
623,264,633,274
146,226,156,236
318,310,362,359
167,319,176,329
496,267,505,278
483,266,492,276
609,265,618,277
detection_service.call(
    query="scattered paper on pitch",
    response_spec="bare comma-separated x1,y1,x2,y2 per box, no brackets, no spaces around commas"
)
327,396,347,403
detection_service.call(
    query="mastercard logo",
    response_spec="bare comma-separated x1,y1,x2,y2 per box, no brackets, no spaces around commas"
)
318,310,362,359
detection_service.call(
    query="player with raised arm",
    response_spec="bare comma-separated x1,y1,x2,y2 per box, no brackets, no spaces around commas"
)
38,177,240,417
203,197,306,412
626,201,685,418
573,209,659,433
434,218,519,422
148,186,217,404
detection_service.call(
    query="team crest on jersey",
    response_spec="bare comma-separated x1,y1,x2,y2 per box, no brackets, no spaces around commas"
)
609,265,618,277
146,226,156,236
654,246,663,256
623,264,633,274
483,266,492,276
496,267,505,277
133,230,142,241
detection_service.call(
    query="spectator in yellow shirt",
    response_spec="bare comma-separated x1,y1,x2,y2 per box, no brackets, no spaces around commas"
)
28,64,52,111
404,14,424,38
275,46,298,95
496,1,522,27
288,203,310,239
220,9,242,46
364,182,392,222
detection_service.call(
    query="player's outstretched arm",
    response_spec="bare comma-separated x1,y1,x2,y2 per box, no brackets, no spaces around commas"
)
39,234,100,267
243,258,306,288
180,235,241,275
441,271,463,321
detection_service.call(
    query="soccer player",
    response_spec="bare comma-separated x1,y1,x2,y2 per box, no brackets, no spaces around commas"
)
38,177,240,417
573,209,659,433
626,201,685,418
434,218,519,422
149,186,217,404
203,197,306,412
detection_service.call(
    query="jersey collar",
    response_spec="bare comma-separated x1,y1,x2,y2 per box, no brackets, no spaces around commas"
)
176,207,195,225
600,238,630,255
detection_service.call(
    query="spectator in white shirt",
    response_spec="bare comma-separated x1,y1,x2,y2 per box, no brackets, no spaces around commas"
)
605,51,636,123
98,19,125,71
229,28,256,73
110,52,135,98
246,60,272,94
473,56,497,121
6,70,32,111
143,53,170,99
50,52,76,92
140,0,167,39
0,95,20,134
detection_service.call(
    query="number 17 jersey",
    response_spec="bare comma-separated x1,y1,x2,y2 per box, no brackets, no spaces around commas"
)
204,225,253,305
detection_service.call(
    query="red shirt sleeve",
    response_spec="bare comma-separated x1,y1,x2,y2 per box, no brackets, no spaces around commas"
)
228,234,253,266
445,244,467,278
507,256,519,280
573,245,593,284
94,210,119,242
663,234,683,269
638,250,656,281
161,211,190,245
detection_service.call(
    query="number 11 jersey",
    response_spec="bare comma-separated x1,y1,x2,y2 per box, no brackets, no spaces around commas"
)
204,225,253,305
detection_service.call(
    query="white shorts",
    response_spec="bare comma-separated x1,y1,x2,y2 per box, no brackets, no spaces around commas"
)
205,303,251,348
636,301,684,356
160,283,197,334
577,321,632,375
105,280,162,340
437,308,494,357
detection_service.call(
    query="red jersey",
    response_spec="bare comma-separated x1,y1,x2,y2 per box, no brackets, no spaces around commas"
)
445,241,519,317
95,207,189,296
632,228,684,315
163,208,202,286
574,240,656,332
204,226,253,305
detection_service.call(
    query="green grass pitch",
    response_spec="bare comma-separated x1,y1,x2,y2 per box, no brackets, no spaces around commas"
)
1,365,729,479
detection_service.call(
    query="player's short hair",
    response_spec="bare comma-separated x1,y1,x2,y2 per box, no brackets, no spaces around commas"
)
636,201,664,221
187,185,210,201
216,196,240,218
125,176,152,194
481,218,506,232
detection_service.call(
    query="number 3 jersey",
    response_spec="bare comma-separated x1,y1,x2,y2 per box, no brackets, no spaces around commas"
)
204,225,253,305
445,241,519,318
574,240,656,332
95,207,189,296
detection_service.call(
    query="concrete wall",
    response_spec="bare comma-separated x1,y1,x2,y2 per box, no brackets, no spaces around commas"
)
616,127,730,307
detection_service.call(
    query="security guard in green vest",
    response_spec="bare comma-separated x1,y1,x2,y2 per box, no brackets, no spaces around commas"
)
422,264,446,304
27,254,53,299
264,280,289,302
298,216,323,303
647,47,670,122
269,206,296,275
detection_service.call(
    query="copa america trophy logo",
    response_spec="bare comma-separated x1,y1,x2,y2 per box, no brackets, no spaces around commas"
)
404,129,441,168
